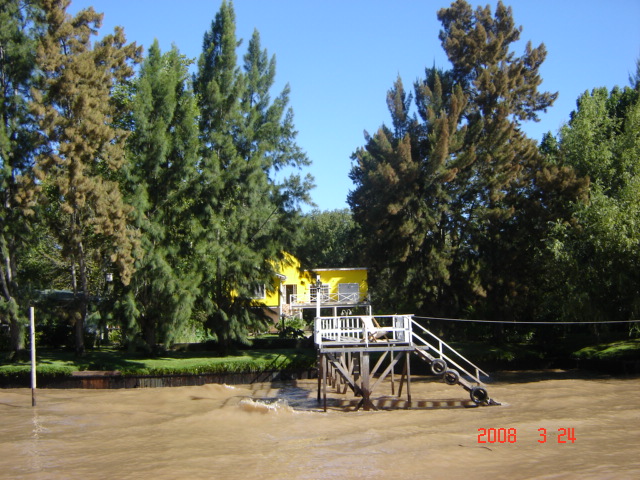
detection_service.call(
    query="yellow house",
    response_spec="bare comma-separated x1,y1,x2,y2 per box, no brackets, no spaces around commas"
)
255,253,371,320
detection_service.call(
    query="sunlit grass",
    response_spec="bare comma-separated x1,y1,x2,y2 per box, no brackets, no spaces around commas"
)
573,338,640,361
0,347,315,378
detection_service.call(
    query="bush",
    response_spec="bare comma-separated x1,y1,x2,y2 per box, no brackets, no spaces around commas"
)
276,316,307,339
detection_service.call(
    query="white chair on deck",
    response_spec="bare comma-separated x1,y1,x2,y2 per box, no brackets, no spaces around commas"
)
361,316,388,342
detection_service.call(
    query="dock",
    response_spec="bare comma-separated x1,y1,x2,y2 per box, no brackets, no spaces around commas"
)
314,314,496,411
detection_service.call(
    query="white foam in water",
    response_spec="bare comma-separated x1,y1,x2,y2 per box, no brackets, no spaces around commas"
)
237,397,294,414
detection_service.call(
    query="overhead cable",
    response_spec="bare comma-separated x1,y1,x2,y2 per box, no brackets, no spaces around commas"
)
412,316,640,325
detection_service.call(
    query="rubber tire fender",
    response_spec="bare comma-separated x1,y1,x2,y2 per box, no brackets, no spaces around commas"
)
443,369,460,385
470,386,489,404
431,359,447,375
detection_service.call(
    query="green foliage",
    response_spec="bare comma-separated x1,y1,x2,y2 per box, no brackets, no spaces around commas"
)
276,316,306,339
573,339,640,362
0,0,315,354
191,1,312,350
293,209,362,268
349,0,582,323
31,0,142,354
0,348,315,379
122,40,200,350
0,0,42,353
544,85,640,325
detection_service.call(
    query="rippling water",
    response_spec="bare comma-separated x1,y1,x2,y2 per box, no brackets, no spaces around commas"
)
1,371,639,479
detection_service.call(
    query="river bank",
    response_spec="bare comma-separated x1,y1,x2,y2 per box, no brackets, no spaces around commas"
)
1,336,638,389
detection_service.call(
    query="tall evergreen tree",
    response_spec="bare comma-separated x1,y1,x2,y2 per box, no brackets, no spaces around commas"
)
350,0,584,324
122,40,200,350
350,71,469,313
436,0,560,322
0,0,41,355
192,1,311,350
31,0,141,355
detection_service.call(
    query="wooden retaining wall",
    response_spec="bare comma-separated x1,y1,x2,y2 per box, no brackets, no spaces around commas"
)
1,368,318,389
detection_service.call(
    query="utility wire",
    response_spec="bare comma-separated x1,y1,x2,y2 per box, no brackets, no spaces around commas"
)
413,316,640,325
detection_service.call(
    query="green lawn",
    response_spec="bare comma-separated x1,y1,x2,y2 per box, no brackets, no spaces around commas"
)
2,336,638,383
0,347,316,379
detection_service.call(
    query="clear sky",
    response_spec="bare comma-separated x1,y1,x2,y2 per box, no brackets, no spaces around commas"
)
67,0,640,212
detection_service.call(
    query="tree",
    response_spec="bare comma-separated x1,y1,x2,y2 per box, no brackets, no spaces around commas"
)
31,0,141,355
0,0,41,355
122,40,200,350
545,84,640,326
436,0,562,322
350,0,583,323
293,209,362,268
350,71,469,313
192,1,311,350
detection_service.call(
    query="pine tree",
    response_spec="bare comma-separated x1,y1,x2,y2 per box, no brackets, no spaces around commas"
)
193,1,311,350
31,0,141,355
435,0,561,321
123,40,200,350
350,1,585,325
0,0,41,355
350,71,468,313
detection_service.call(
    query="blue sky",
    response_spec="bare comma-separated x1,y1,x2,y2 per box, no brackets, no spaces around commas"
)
67,0,640,212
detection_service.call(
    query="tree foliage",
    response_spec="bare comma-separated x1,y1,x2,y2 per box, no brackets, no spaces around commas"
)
0,0,42,354
31,0,141,354
121,40,200,350
293,209,361,268
349,0,586,323
544,83,640,325
192,1,311,350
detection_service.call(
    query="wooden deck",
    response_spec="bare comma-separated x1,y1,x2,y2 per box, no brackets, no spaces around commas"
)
314,315,496,411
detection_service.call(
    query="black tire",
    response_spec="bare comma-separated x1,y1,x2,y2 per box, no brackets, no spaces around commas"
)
443,369,460,385
470,386,489,404
431,359,447,375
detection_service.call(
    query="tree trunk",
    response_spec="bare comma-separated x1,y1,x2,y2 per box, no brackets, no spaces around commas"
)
1,254,24,356
9,312,24,353
142,316,156,353
75,243,89,357
75,302,86,357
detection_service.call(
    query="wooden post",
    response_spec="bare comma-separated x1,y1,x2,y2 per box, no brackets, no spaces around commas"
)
398,360,407,398
358,351,376,411
322,353,328,412
30,307,36,407
391,356,396,396
405,351,412,406
315,275,321,319
317,353,322,402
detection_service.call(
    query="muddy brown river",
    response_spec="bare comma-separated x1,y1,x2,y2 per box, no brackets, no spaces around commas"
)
1,371,639,479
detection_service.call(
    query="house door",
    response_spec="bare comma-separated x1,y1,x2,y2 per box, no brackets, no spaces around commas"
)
285,284,297,305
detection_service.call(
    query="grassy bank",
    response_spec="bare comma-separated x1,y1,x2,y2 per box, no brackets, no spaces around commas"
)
0,347,316,384
2,336,638,386
449,337,640,372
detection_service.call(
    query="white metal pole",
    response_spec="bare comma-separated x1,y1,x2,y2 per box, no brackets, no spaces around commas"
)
30,306,36,407
315,275,321,319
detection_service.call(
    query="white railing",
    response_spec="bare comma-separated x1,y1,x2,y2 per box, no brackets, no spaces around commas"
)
314,315,412,347
291,292,363,305
313,314,489,385
410,318,489,385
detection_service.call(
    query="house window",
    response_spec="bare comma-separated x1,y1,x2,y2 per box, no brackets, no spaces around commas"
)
310,284,330,302
253,284,266,299
338,283,360,303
